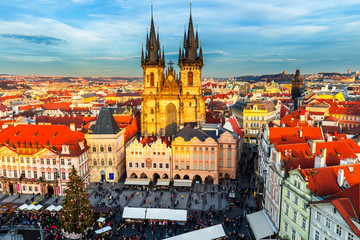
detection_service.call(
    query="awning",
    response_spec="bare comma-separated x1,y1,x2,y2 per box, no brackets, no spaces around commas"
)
122,207,146,219
18,204,29,210
54,205,63,212
45,205,56,211
124,178,151,186
122,207,187,221
95,226,112,234
146,209,187,221
33,205,43,211
97,217,106,223
27,205,36,211
156,179,170,186
246,210,277,240
173,179,192,187
166,224,226,240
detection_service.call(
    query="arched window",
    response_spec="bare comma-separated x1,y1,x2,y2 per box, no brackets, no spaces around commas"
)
101,159,105,166
151,109,154,114
189,102,192,107
92,146,96,152
109,159,112,166
188,72,193,85
108,146,112,152
100,146,104,152
150,73,154,86
93,159,97,166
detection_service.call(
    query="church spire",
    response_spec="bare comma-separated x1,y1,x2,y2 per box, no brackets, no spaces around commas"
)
178,2,203,67
142,3,163,66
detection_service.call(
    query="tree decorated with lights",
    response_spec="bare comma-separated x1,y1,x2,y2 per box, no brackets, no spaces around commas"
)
60,166,93,239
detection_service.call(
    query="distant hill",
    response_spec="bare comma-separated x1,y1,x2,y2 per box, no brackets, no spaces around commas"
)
235,73,295,83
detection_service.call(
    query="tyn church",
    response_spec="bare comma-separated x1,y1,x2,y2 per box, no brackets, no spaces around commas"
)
141,5,205,137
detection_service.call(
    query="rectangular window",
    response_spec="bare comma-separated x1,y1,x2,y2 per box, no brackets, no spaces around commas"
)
153,163,157,169
60,159,64,165
186,164,190,170
175,164,178,169
35,187,38,192
303,203,307,211
40,158,44,164
227,161,231,168
135,163,139,168
315,230,319,240
211,154,215,161
28,171,31,178
336,225,342,236
205,155,209,160
284,222,288,233
348,233,354,240
228,151,232,158
62,172,66,180
47,172,51,180
219,161,223,167
292,229,296,240
199,164,203,170
287,190,290,198
165,163,169,169
159,163,163,169
68,159,71,165
23,186,26,191
293,211,297,222
194,154,197,160
302,217,306,230
181,163,184,169
316,211,321,221
285,204,289,215
41,172,45,179
294,196,298,205
47,159,50,165
141,163,145,168
193,164,197,170
219,151,223,157
129,162,133,168
205,164,209,170
14,170,17,178
32,158,36,164
3,169,7,177
54,172,57,179
53,159,56,165
326,218,330,228
211,164,215,170
34,171,37,179
199,155,203,160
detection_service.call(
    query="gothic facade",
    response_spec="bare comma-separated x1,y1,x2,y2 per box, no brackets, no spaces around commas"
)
141,7,205,137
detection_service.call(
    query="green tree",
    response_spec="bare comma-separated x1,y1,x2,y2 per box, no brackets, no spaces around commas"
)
60,166,93,238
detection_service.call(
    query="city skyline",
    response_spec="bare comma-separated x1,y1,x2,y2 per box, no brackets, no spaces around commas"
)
1,0,360,77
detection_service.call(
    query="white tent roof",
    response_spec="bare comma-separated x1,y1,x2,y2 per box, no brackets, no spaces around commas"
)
122,207,146,219
33,205,43,211
18,204,28,210
122,207,187,221
95,226,112,234
246,210,277,240
54,205,63,212
27,205,36,210
166,224,226,240
173,179,192,187
46,205,56,211
97,217,106,223
124,178,151,186
156,179,170,186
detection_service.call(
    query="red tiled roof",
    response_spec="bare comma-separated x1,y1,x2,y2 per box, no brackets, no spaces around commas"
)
42,102,72,110
0,124,88,157
299,164,360,197
269,127,323,144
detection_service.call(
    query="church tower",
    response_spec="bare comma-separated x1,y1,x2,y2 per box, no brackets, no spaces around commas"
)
141,4,205,137
291,69,303,109
141,5,165,136
178,3,205,127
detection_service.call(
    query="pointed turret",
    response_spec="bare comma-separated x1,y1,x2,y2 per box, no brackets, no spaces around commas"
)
142,4,164,67
178,3,203,67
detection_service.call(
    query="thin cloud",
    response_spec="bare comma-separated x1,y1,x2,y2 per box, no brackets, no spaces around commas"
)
0,34,65,45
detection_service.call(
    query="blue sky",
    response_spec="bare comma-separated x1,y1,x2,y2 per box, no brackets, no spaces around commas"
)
1,0,360,77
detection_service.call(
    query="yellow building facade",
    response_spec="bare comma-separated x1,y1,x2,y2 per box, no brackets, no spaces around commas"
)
141,8,205,137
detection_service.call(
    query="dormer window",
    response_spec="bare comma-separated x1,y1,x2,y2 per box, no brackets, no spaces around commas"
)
61,145,70,154
79,142,85,150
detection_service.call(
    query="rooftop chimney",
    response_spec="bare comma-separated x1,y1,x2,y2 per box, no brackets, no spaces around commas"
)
337,169,345,188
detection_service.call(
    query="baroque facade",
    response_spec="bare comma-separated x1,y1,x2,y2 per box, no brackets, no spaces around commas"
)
141,7,205,137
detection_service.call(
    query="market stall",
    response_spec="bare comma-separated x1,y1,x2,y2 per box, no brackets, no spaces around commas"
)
122,207,146,223
124,178,151,190
166,224,226,240
173,179,192,191
155,179,170,190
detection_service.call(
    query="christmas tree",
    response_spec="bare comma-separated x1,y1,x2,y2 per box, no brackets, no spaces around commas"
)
60,166,93,239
